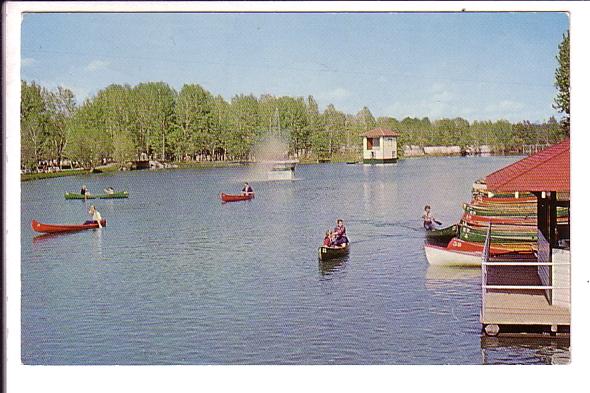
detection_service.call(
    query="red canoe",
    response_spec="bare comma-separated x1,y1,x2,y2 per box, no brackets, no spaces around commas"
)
220,192,254,202
31,219,107,233
446,238,535,254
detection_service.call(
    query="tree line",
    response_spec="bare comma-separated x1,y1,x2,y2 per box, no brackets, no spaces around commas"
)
21,80,568,170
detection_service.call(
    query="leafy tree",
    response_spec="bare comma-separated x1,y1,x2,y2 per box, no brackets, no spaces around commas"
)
65,99,110,168
45,86,76,168
305,95,324,158
323,104,346,155
229,94,259,160
553,30,569,135
174,84,215,160
21,81,49,170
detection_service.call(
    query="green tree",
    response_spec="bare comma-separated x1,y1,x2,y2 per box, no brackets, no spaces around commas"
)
131,82,177,159
305,96,325,159
553,30,570,135
65,99,110,168
21,81,49,170
174,84,215,160
45,86,76,168
229,94,259,160
94,84,135,159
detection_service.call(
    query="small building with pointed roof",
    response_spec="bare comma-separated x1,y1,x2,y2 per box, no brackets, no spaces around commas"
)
361,128,400,164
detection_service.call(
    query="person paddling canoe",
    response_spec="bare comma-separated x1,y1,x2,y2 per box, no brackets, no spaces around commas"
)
332,219,348,247
81,184,89,200
422,205,442,230
88,205,103,228
241,182,254,195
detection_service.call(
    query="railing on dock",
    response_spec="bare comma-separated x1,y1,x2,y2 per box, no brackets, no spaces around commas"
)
480,224,570,322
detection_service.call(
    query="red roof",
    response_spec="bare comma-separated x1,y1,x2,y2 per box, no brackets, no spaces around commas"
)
485,139,570,192
361,128,400,138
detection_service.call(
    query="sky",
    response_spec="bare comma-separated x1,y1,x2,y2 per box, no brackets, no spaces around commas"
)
21,12,569,123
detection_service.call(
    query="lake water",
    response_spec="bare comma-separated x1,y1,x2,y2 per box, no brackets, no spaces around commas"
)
21,157,570,364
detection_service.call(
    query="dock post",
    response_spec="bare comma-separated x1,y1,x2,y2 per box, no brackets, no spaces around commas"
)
484,324,500,337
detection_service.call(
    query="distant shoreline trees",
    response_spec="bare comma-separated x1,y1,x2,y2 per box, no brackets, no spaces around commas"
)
553,30,570,136
21,80,568,171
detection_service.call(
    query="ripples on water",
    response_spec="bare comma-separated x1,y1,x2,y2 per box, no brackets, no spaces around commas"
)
21,157,570,364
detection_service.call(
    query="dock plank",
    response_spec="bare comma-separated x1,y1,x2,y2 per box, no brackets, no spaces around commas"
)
482,292,570,325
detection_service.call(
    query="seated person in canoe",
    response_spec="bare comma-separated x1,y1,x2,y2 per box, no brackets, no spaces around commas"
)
332,219,348,247
422,205,442,231
87,205,103,228
81,184,90,198
323,230,334,247
104,186,115,195
241,182,254,195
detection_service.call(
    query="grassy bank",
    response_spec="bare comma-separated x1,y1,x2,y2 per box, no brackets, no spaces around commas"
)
21,165,119,182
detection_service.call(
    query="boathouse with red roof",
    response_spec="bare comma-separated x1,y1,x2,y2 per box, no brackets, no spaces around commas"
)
481,139,570,333
361,128,400,164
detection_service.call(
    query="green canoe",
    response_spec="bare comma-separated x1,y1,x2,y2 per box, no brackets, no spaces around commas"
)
463,204,568,218
459,225,537,243
65,191,129,199
426,224,458,244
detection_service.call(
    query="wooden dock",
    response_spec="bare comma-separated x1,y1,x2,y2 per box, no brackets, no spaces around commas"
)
480,230,570,336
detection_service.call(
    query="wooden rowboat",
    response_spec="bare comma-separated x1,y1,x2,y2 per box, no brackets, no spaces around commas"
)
65,191,128,199
220,192,254,202
31,219,107,234
318,242,350,261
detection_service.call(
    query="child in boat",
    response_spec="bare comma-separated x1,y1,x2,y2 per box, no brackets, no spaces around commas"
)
332,219,348,246
241,182,254,195
88,205,103,228
323,230,333,247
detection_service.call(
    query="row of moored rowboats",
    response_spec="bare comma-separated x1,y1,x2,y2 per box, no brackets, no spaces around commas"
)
423,182,569,266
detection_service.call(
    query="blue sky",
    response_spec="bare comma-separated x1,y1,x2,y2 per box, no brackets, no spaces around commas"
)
21,12,568,122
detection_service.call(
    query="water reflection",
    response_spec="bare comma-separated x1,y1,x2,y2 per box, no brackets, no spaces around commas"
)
92,228,103,259
318,255,348,279
425,265,481,288
32,231,80,244
480,335,570,365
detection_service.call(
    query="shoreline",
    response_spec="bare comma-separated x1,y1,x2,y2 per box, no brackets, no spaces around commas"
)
20,153,524,182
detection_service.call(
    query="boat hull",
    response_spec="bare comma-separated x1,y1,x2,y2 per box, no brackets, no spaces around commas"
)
446,238,535,254
424,243,482,267
65,191,128,199
318,243,350,261
220,192,254,202
425,224,458,244
31,219,107,233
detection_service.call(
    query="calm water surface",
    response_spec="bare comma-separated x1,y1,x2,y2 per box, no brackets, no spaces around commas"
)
21,157,570,364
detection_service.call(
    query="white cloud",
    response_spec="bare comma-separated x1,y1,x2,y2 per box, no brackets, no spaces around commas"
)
85,59,110,72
